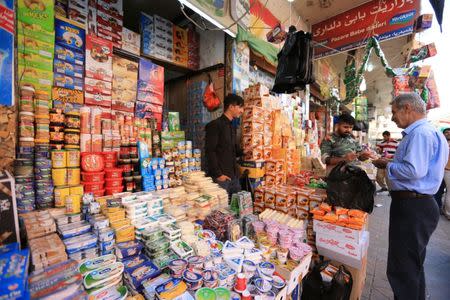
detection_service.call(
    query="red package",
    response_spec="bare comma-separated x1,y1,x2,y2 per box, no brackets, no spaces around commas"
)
81,152,105,172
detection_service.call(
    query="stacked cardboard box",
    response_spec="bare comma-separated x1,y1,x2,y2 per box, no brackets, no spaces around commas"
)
173,25,188,67
112,56,138,113
135,58,165,130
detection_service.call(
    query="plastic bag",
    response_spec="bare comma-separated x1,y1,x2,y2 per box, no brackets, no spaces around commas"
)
203,74,221,112
326,162,375,213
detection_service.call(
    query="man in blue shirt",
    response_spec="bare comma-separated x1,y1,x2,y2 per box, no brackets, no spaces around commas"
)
373,93,448,300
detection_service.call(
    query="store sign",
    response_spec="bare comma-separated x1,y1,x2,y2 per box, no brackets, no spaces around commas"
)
312,0,419,58
0,0,14,106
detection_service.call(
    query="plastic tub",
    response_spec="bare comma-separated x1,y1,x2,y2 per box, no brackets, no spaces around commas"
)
105,178,123,188
105,186,123,195
81,171,105,182
104,161,116,169
102,151,118,161
104,168,123,179
81,152,104,172
82,181,105,192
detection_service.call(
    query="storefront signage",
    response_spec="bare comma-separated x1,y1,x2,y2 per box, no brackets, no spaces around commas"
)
0,0,14,106
312,0,419,58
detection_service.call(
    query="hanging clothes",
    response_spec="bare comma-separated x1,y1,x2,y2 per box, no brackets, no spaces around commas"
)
272,26,315,94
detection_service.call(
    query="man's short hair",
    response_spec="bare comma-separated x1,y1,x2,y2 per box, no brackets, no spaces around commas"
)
223,94,244,111
336,113,356,126
382,131,390,136
391,92,426,114
443,128,450,134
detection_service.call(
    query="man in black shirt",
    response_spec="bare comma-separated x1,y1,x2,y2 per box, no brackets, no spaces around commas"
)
205,94,244,197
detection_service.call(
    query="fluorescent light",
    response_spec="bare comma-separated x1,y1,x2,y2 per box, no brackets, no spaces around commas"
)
179,0,236,38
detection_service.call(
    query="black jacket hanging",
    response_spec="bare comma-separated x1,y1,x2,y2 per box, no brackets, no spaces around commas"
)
272,26,315,94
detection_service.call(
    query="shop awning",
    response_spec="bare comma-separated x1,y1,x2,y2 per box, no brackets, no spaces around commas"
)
236,26,279,67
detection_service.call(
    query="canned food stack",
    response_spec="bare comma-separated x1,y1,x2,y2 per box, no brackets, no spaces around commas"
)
34,91,52,146
49,108,65,149
35,148,54,209
64,112,81,151
14,158,35,213
81,152,106,197
119,143,140,193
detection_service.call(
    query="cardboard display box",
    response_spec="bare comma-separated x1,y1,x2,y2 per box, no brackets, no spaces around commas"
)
275,252,312,295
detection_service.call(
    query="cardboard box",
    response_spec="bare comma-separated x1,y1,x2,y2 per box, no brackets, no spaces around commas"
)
55,16,86,52
313,220,365,243
54,44,84,65
18,0,55,32
316,231,369,269
138,58,164,94
97,24,123,40
97,9,123,30
17,21,55,44
135,102,163,119
85,34,113,82
18,52,53,72
275,252,312,294
54,59,84,78
85,92,112,107
97,0,123,18
18,66,53,87
85,77,112,95
112,89,136,103
122,28,141,55
17,34,54,59
52,87,84,104
54,73,84,90
0,248,29,299
68,0,88,24
112,99,135,113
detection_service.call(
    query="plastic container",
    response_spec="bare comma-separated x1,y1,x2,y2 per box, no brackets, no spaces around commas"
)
51,150,67,168
52,168,67,186
104,168,123,179
105,186,123,195
104,161,116,169
81,171,105,182
105,178,123,188
81,152,104,172
102,152,117,161
82,181,105,192
67,150,80,167
67,168,81,185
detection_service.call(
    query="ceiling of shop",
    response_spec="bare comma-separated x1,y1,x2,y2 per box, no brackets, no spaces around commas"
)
293,0,371,25
323,36,409,115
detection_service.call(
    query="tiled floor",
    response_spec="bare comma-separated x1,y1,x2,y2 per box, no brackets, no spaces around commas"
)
362,193,450,300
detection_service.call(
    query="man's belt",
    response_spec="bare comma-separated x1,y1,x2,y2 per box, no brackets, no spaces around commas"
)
390,190,433,199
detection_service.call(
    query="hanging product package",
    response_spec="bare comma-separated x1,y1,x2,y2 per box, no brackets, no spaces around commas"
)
203,74,221,112
272,26,314,94
326,162,375,213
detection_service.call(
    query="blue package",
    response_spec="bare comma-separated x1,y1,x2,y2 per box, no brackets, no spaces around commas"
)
158,158,165,168
54,73,84,91
0,0,14,106
150,158,159,170
55,17,86,52
0,248,30,300
99,238,116,252
138,141,150,160
0,243,19,254
115,240,144,260
54,45,84,66
125,260,160,291
63,233,98,254
153,168,162,179
53,59,84,78
123,254,148,271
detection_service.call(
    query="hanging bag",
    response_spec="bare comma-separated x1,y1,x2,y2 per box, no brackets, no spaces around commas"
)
203,74,221,112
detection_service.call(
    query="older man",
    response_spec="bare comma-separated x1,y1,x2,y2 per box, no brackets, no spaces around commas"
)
373,93,448,300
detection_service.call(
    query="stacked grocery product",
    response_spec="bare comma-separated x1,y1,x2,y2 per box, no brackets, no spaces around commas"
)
54,16,86,106
173,25,188,67
34,149,54,209
136,58,165,130
81,152,107,197
112,55,138,113
68,0,88,25
187,25,200,70
85,34,113,109
122,27,141,55
95,0,124,48
0,244,30,300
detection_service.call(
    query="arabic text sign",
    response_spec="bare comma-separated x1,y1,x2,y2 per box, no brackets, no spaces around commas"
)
312,0,419,58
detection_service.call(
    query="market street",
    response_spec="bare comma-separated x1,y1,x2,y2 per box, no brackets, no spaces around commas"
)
362,193,450,300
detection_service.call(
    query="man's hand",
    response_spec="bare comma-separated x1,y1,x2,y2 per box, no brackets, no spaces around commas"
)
216,175,231,182
344,152,358,162
372,158,389,169
359,150,377,161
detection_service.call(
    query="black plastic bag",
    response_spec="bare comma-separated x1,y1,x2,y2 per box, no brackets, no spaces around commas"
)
326,161,375,213
240,169,254,196
326,265,353,300
302,261,353,300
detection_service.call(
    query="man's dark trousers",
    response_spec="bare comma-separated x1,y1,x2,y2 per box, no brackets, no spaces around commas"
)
387,193,439,300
